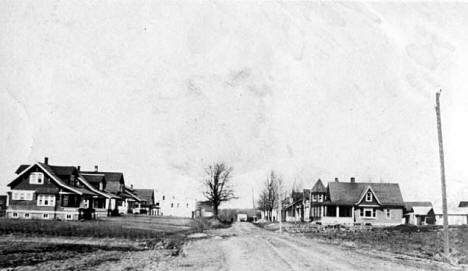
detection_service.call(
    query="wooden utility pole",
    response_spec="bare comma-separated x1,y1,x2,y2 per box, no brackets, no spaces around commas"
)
278,181,282,233
435,90,450,258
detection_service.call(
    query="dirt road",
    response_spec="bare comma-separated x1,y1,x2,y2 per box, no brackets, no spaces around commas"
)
117,222,458,271
92,222,465,271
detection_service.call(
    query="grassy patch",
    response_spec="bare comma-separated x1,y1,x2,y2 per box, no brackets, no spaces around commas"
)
0,216,196,269
302,224,468,265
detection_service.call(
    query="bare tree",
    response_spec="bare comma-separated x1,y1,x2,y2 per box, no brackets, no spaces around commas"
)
203,162,236,219
258,171,282,221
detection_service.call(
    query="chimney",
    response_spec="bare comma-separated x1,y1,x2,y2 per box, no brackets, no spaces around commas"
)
350,177,355,183
44,157,49,165
77,166,81,172
130,184,133,189
334,177,339,183
94,165,98,172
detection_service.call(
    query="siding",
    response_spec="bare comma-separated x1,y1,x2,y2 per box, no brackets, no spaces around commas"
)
355,208,403,225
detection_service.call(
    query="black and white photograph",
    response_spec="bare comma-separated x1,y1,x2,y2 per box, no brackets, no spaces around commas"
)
1,1,468,270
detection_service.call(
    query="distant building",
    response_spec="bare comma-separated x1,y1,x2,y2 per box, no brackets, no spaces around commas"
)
404,201,435,225
132,189,156,215
193,201,214,218
434,205,468,225
155,192,193,217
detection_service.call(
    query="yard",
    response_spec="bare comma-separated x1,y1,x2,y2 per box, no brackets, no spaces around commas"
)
257,222,468,265
0,215,196,270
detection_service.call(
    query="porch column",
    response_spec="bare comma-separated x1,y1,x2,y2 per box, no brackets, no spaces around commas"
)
336,206,339,217
320,206,323,217
352,206,355,220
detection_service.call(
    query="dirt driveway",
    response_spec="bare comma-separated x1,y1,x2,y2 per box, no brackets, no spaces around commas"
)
102,222,463,271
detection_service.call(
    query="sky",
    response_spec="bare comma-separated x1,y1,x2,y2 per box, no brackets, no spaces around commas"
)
1,1,468,209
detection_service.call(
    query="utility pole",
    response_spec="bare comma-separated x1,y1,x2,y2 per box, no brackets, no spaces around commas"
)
278,180,282,234
435,90,450,258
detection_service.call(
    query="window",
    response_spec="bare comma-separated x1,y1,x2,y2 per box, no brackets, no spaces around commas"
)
366,191,373,202
312,195,316,201
318,195,323,202
29,172,44,184
24,213,30,219
386,209,391,219
37,194,56,206
12,190,34,201
12,212,18,218
65,213,73,220
360,208,376,218
43,213,49,219
171,203,173,208
162,195,165,200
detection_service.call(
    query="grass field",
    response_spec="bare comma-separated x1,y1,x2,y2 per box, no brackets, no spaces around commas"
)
257,222,468,265
0,215,196,269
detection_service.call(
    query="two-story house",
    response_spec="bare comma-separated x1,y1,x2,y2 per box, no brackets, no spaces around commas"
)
6,158,100,220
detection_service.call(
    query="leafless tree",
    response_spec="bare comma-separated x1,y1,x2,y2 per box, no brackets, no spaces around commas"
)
258,171,282,221
203,162,236,219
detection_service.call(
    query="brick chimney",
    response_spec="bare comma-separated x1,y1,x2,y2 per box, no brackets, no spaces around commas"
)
44,157,49,165
130,184,133,189
77,166,81,172
334,177,339,182
350,177,355,183
94,165,98,172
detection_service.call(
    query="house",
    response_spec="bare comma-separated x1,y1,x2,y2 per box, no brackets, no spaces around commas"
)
6,158,102,220
80,167,141,215
310,179,327,221
309,177,405,226
434,205,468,225
193,200,214,218
283,191,306,222
131,189,156,215
155,192,193,217
237,213,248,222
404,201,435,225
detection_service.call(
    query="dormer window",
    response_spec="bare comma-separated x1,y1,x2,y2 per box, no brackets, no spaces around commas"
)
366,191,373,202
29,172,44,184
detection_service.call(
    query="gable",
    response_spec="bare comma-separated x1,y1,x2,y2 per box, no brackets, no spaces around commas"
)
311,179,327,193
356,186,381,206
9,162,83,195
9,164,55,189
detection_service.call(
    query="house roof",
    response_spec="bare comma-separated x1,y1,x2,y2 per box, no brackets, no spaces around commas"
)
122,187,142,201
81,174,105,185
404,201,433,212
78,176,116,199
458,201,468,208
328,182,404,206
80,171,124,194
311,179,327,193
133,189,154,204
411,206,433,216
15,164,77,176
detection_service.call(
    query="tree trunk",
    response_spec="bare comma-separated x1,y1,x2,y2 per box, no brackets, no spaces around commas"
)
213,204,219,219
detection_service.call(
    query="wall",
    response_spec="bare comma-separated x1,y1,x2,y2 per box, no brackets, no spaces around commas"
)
355,208,403,226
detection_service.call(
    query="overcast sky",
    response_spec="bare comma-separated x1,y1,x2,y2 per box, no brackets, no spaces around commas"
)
1,1,467,209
